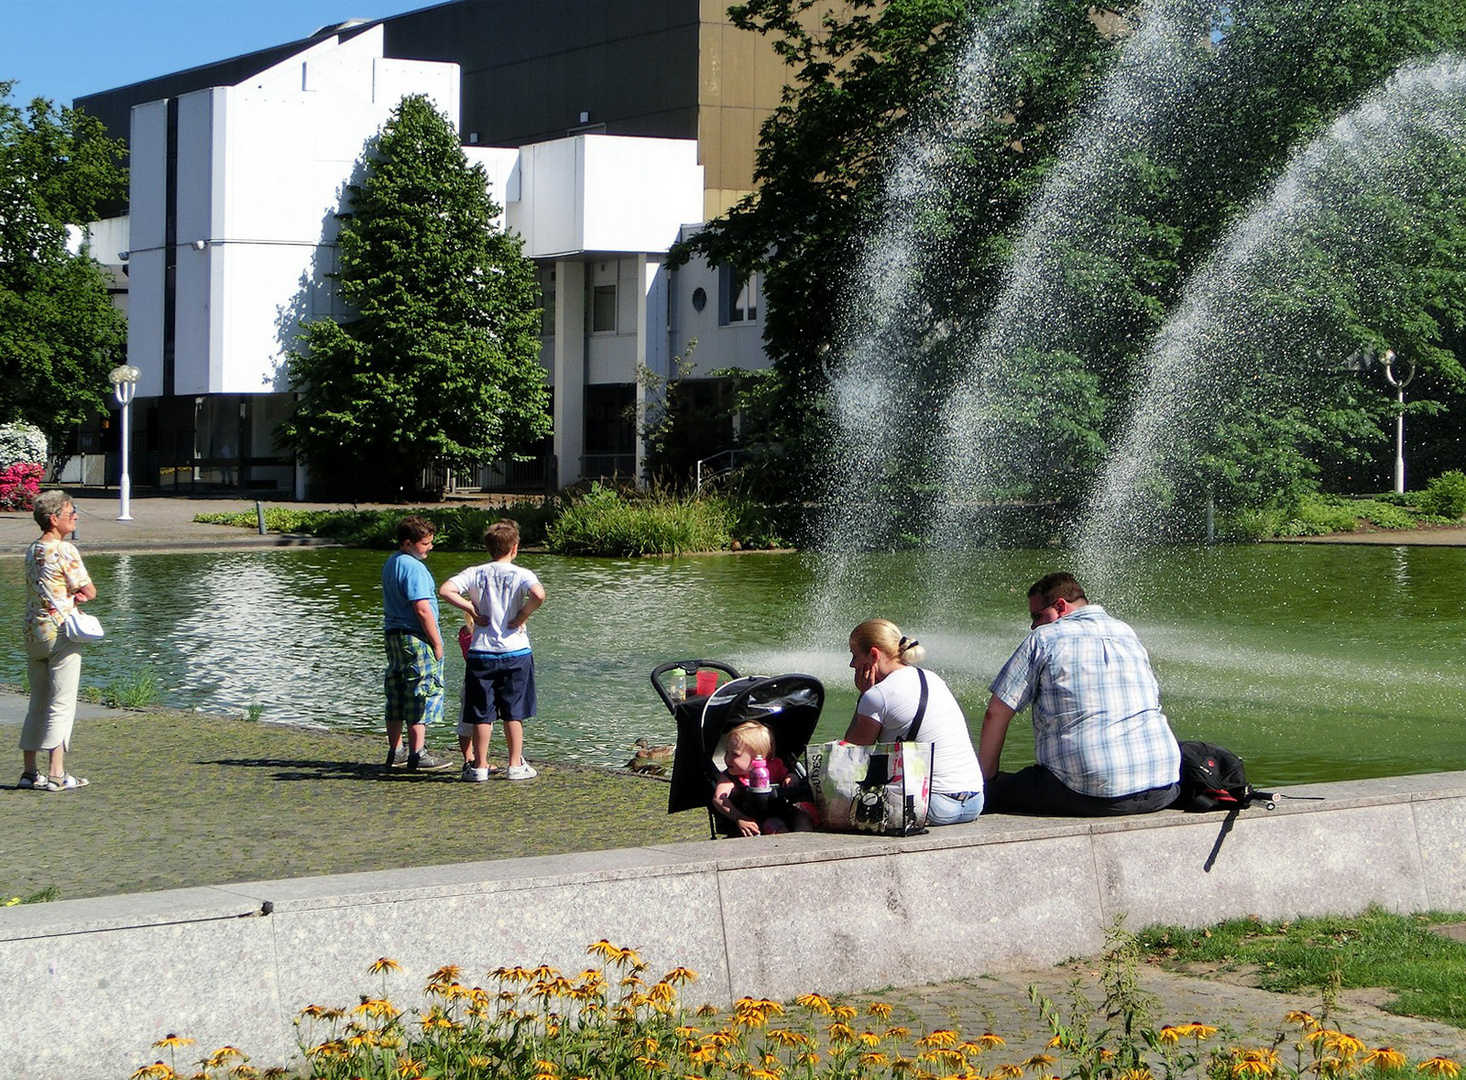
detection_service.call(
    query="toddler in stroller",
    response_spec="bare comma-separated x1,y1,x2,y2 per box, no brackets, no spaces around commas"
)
658,665,824,839
713,721,814,836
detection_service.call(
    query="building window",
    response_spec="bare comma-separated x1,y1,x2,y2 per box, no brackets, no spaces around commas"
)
720,266,758,324
592,283,617,333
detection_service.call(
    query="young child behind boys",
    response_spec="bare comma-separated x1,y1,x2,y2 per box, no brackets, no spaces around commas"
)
712,721,814,836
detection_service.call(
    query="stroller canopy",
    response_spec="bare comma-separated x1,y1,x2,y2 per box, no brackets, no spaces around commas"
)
667,673,825,815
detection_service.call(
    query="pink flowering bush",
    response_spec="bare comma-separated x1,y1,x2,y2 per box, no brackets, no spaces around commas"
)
0,462,43,511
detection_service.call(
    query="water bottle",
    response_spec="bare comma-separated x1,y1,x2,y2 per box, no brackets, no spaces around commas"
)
750,755,771,793
668,667,686,703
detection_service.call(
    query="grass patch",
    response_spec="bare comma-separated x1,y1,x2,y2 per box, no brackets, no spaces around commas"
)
96,667,162,709
1137,906,1466,1027
546,484,732,555
3,885,58,906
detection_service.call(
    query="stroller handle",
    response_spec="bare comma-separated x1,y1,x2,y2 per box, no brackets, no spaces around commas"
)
651,660,741,713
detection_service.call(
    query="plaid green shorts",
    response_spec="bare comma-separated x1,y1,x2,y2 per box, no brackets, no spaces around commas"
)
383,632,444,727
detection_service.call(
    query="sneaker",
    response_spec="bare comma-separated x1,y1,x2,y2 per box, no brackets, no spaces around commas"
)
384,745,404,770
17,772,46,790
463,766,491,782
460,760,476,781
407,749,453,772
504,763,538,781
44,773,89,792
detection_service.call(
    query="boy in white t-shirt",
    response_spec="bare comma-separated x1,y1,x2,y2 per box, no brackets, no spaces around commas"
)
439,519,546,781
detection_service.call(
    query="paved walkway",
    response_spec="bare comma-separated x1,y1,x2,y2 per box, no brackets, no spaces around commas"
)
3,497,1464,1063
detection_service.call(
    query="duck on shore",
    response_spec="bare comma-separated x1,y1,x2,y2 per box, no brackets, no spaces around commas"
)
625,737,674,774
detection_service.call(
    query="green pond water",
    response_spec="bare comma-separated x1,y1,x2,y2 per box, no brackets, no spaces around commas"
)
0,543,1460,785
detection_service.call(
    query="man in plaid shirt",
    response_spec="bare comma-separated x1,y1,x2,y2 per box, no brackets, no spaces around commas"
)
979,572,1181,815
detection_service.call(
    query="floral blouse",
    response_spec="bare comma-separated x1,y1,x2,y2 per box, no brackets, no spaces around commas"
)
24,538,92,646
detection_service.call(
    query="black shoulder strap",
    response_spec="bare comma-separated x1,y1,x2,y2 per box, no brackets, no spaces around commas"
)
907,668,930,741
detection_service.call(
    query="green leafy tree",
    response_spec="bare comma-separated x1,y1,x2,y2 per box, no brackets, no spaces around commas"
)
681,0,1466,526
282,94,550,499
0,82,127,446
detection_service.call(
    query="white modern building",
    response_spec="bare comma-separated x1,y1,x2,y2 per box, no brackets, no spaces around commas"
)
78,0,786,496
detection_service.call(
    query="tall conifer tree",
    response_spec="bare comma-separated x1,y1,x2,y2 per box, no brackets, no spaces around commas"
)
284,94,550,498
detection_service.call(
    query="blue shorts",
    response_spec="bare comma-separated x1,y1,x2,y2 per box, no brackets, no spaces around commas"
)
383,631,444,728
462,651,536,724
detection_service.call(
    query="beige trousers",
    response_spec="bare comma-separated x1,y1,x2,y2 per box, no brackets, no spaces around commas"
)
20,633,84,752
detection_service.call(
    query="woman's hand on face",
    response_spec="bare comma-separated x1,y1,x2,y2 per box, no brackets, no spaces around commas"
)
853,662,877,695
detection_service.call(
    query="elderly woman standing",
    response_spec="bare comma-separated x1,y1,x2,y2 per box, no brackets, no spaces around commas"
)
19,490,95,791
845,618,984,824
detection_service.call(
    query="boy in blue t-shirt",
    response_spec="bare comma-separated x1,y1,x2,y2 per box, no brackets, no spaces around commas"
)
382,515,449,771
439,519,546,781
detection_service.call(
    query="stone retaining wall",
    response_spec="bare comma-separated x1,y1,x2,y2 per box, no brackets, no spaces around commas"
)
3,771,1463,1080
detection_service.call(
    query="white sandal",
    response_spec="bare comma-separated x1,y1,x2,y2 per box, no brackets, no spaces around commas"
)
44,773,89,792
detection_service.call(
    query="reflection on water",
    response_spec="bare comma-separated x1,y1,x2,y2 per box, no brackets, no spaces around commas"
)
0,544,1462,784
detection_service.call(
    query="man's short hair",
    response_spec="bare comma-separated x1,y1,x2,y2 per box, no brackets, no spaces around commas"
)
397,515,436,545
1029,572,1086,605
484,519,520,558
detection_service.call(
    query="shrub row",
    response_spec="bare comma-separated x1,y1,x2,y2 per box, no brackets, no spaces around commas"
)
194,486,797,555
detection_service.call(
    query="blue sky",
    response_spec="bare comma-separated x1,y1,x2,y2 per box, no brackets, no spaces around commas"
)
1,0,430,108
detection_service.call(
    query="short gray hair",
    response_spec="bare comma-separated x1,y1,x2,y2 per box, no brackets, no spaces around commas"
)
33,489,72,531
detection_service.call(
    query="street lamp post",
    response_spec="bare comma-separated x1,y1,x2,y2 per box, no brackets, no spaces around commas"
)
1382,349,1416,495
108,364,142,521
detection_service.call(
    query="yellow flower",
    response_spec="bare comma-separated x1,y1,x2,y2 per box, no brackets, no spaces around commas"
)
885,1026,912,1041
1026,1054,1059,1071
1117,1070,1154,1080
696,1003,720,1018
795,993,834,1015
977,1033,1007,1050
587,939,623,959
795,1051,822,1068
1418,1060,1462,1079
395,1056,427,1079
860,1052,893,1067
202,1047,246,1070
1286,1011,1322,1032
152,1035,196,1051
367,957,401,975
991,1063,1026,1080
130,1065,175,1080
1364,1049,1408,1072
426,964,460,986
1159,1027,1182,1047
663,966,699,986
828,1022,856,1044
868,1001,894,1020
919,1048,966,1068
1178,1024,1219,1042
1233,1049,1280,1078
1322,1033,1365,1061
531,1059,560,1076
832,1004,859,1022
766,1029,813,1049
917,1029,960,1050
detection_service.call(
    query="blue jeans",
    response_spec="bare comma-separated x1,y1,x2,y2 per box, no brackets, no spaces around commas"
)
927,789,984,825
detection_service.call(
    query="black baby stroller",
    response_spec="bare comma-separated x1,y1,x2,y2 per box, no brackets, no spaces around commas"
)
653,660,825,838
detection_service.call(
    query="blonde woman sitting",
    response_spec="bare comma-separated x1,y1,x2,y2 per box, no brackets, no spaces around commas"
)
845,618,983,824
